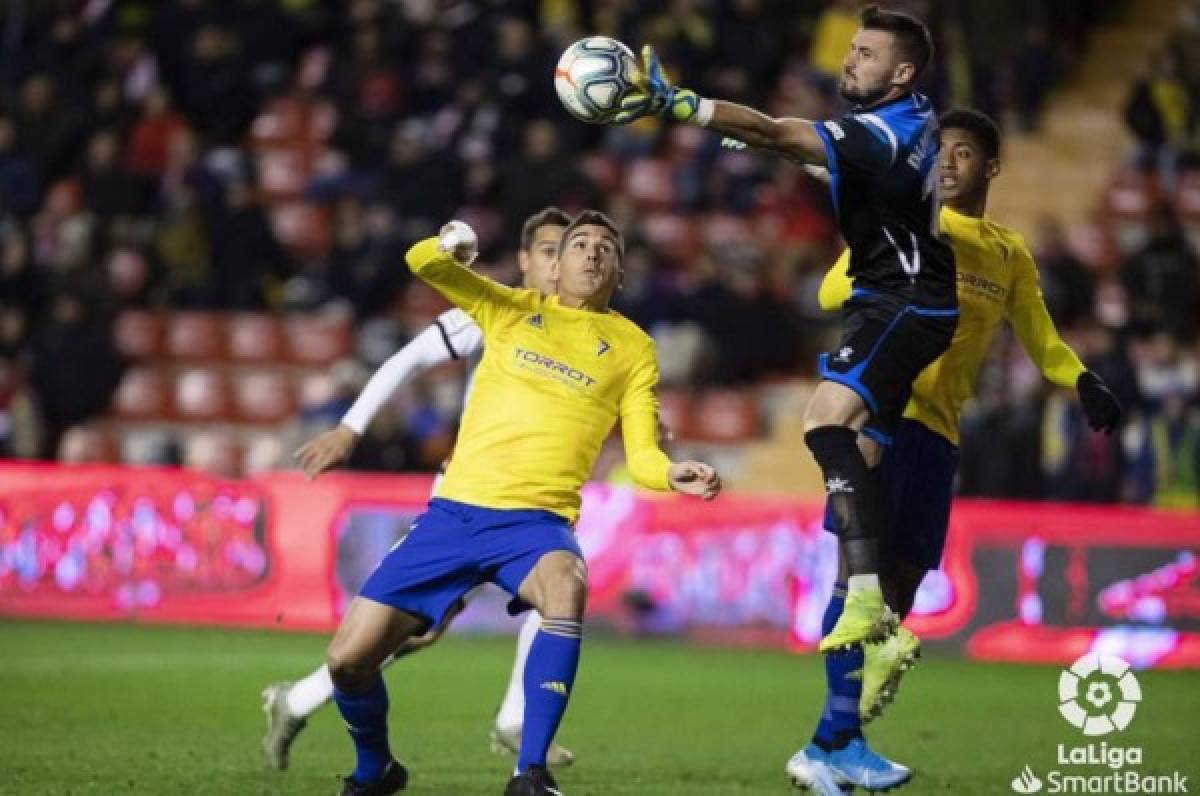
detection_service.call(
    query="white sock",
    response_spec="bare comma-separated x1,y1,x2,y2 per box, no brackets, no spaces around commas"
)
286,664,335,718
495,611,542,730
847,574,881,594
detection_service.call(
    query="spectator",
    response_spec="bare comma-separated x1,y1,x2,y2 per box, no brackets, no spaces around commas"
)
496,120,601,246
12,75,83,182
1127,388,1200,508
1036,218,1096,330
809,0,861,83
80,131,148,219
1121,204,1200,342
0,118,41,218
1125,49,1194,184
127,88,190,178
209,181,290,309
28,290,123,458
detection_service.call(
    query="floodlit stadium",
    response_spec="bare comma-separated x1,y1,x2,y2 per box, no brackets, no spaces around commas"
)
0,1,1196,794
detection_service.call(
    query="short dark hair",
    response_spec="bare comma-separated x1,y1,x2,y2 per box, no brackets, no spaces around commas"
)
519,206,571,251
940,108,1002,159
560,209,625,262
860,5,933,81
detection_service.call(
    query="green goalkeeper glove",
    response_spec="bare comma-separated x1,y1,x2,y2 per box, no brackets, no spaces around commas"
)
613,45,704,125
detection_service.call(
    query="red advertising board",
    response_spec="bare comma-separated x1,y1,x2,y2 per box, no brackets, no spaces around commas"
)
1,463,1197,668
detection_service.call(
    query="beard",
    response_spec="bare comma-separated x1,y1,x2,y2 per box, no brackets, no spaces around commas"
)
839,74,893,107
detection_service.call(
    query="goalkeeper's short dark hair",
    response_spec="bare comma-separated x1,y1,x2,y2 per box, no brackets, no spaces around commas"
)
860,5,933,81
520,207,571,251
940,108,1002,159
560,209,625,263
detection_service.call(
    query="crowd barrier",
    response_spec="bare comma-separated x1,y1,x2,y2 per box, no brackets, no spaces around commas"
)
1,463,1196,668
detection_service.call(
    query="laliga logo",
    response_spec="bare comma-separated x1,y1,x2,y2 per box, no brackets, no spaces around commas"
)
1057,653,1141,736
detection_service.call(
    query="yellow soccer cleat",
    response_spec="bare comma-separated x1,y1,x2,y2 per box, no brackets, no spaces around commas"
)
860,626,921,723
817,586,899,653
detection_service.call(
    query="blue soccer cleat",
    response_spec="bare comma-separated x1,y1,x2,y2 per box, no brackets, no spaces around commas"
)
786,743,849,795
826,738,912,791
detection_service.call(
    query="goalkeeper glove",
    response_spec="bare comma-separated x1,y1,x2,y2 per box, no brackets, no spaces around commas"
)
1076,370,1122,434
613,45,705,125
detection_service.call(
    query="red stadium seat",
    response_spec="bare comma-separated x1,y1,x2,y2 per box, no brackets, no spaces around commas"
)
226,313,285,362
182,429,241,477
58,426,117,464
111,366,171,420
250,97,338,147
232,369,296,424
625,158,675,210
242,433,285,475
656,390,694,441
113,309,164,360
1173,170,1200,224
271,202,332,258
689,390,762,442
1104,168,1159,221
173,367,232,422
165,311,226,361
284,313,352,365
256,146,311,199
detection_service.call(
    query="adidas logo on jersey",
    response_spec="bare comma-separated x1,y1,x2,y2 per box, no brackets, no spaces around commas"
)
826,477,854,495
527,314,544,329
540,681,569,697
597,339,610,356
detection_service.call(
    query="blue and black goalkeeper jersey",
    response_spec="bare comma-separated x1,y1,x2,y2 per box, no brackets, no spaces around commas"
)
813,92,956,310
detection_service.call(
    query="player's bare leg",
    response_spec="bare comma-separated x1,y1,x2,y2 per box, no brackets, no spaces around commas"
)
326,597,426,795
504,551,587,796
805,382,898,651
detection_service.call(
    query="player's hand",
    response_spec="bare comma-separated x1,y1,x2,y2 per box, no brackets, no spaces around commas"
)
668,460,721,500
613,45,701,125
294,424,359,480
437,220,479,266
1076,371,1122,434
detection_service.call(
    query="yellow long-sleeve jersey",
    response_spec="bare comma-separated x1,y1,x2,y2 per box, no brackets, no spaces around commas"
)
818,207,1086,445
406,238,672,521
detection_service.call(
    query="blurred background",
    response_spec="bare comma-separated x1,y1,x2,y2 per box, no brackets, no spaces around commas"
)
0,0,1194,506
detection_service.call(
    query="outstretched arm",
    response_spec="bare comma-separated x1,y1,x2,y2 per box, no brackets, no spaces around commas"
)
620,340,721,499
614,46,827,166
295,312,483,478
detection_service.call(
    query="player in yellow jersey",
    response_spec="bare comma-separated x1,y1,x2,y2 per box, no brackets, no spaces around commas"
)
325,210,721,796
785,109,1123,794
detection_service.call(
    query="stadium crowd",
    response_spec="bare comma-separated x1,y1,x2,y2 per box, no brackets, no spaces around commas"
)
0,0,1193,506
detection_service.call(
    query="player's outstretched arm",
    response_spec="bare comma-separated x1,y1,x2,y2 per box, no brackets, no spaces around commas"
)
1007,245,1121,433
293,314,483,479
614,45,827,166
406,221,530,330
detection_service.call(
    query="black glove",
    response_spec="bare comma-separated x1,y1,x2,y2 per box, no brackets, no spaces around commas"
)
1076,370,1122,434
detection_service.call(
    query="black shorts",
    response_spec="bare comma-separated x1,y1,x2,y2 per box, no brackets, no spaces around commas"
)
818,290,957,438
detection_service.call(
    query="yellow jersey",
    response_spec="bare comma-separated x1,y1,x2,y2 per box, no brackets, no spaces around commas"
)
819,206,1086,445
406,238,671,521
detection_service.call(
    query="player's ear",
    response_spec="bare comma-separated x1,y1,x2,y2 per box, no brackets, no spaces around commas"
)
985,158,1001,180
892,61,915,87
517,249,530,274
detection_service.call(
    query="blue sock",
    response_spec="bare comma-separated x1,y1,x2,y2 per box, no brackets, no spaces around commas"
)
517,618,582,772
812,583,864,750
333,675,392,784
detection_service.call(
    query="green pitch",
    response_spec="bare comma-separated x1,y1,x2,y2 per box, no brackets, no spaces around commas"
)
1,621,1196,794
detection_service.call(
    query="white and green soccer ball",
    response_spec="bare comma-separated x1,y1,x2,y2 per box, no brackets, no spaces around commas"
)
554,36,639,124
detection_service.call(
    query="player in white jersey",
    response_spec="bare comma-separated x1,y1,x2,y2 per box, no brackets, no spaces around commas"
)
260,208,576,771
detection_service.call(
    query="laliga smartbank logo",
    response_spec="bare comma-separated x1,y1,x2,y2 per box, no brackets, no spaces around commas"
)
1009,653,1189,794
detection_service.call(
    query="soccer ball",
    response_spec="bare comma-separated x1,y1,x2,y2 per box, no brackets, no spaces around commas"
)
554,36,639,124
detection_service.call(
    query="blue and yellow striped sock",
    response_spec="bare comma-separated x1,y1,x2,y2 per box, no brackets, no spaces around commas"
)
812,583,864,750
517,618,582,773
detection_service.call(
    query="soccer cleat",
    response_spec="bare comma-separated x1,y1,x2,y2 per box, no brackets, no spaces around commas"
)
504,764,563,795
786,743,847,795
490,725,575,767
861,626,921,723
261,682,308,770
338,760,409,795
818,586,898,653
826,738,912,791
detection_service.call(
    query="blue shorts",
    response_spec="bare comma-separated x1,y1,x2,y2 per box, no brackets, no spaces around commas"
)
359,498,582,629
823,418,960,571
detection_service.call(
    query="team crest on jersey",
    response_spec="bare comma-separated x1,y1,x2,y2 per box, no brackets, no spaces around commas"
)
597,339,610,356
834,346,854,363
527,313,544,329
